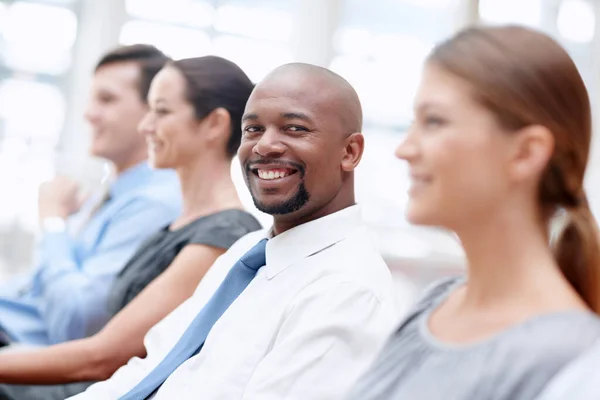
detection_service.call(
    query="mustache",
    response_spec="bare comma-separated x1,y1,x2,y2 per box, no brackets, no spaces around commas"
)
245,159,305,177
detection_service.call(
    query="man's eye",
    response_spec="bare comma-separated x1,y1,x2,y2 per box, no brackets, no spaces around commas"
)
243,126,262,133
286,125,308,132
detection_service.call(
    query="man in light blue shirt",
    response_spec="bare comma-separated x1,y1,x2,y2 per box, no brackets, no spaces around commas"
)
0,45,181,346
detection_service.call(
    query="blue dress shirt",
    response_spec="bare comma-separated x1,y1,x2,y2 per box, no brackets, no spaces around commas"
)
0,162,181,345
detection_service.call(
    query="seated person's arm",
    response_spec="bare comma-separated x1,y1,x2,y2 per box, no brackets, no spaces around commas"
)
0,244,223,384
37,199,176,343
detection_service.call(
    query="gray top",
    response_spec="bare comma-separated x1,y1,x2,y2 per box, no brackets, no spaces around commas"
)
348,277,600,400
107,209,261,316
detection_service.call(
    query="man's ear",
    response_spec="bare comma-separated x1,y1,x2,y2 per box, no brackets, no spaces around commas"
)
341,132,364,172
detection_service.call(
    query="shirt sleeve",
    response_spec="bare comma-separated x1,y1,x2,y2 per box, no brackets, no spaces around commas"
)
241,280,395,400
36,198,177,344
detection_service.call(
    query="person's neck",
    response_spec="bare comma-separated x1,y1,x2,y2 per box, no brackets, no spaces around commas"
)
455,204,583,311
272,180,355,236
175,154,241,225
113,149,148,176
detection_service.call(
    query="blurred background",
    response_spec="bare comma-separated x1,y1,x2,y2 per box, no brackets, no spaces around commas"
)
0,0,599,307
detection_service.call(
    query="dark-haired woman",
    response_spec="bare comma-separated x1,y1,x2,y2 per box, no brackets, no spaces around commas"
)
0,56,261,400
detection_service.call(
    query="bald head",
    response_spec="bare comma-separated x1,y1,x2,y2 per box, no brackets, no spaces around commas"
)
256,63,363,134
238,62,365,232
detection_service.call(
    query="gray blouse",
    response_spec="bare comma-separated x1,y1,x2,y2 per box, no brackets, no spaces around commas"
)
107,209,261,316
348,277,600,400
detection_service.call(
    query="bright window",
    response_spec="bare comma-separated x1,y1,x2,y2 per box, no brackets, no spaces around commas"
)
213,35,293,82
2,2,77,74
557,0,595,43
214,4,292,43
125,0,215,28
120,21,213,59
0,79,66,143
479,0,543,27
332,0,451,129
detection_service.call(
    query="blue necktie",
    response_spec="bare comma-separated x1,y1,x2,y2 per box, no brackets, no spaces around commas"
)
119,238,268,400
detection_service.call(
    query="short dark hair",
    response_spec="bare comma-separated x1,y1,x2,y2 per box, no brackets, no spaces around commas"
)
95,44,171,101
171,56,254,158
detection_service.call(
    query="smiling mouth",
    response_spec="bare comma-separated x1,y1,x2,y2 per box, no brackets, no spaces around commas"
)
252,167,299,181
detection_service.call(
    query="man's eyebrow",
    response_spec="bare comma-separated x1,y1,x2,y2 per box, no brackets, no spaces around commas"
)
242,113,259,123
281,112,313,122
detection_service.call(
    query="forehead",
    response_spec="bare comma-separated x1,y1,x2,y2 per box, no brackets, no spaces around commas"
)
148,66,186,101
92,61,140,93
246,75,337,121
416,64,507,138
415,64,476,111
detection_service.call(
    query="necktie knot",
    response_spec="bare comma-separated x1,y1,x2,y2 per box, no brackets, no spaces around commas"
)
240,238,267,271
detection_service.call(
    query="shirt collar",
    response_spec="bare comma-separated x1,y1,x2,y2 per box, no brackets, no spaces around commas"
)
263,204,362,280
109,161,154,199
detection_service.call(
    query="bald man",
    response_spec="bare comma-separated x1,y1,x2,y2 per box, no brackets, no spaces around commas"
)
70,63,398,399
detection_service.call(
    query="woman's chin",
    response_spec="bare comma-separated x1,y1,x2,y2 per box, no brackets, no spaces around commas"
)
148,156,171,170
405,206,438,227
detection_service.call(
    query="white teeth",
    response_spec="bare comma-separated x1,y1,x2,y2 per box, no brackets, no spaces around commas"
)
258,169,290,180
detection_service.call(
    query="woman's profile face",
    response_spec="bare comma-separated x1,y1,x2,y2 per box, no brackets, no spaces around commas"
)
396,63,517,230
139,66,201,169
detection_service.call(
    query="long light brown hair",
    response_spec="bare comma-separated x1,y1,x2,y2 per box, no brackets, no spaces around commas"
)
429,25,600,311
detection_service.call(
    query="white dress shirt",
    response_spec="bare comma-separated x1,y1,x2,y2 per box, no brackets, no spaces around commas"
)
535,338,600,400
70,205,398,400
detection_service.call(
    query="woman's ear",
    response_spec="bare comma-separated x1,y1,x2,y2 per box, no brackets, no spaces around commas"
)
199,108,231,139
509,124,555,183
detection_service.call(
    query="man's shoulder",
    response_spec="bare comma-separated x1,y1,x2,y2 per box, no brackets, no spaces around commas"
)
326,227,390,277
299,227,394,303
